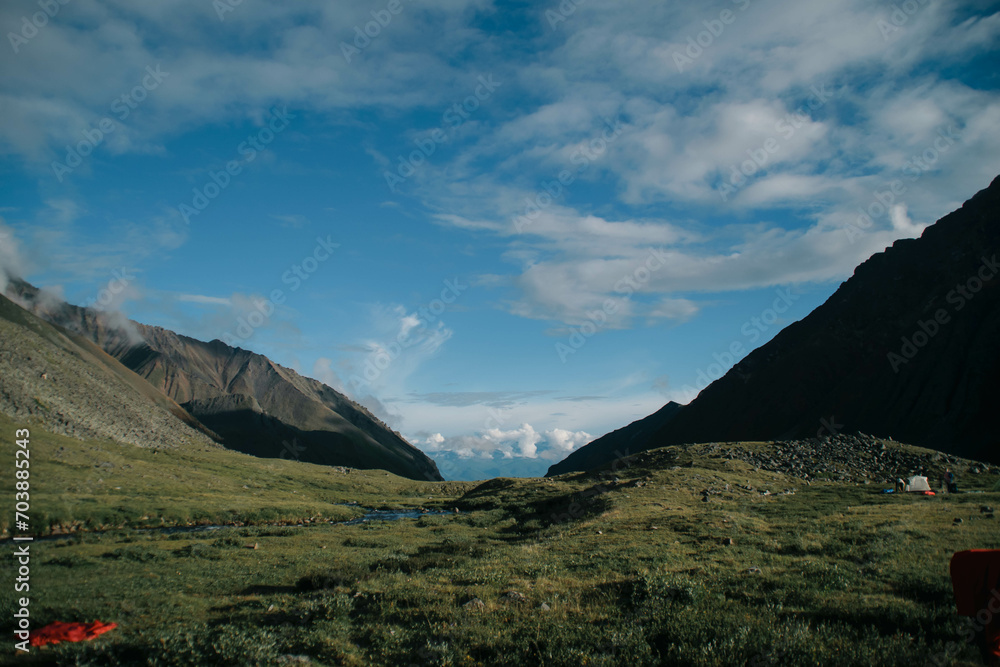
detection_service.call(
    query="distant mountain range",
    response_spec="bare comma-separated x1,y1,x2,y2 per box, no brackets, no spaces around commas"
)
550,174,1000,476
3,281,442,481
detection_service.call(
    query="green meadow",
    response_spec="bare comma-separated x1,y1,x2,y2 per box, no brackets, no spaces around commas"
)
2,414,998,666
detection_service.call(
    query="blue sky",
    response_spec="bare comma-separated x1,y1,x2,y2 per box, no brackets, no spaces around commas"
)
1,0,999,480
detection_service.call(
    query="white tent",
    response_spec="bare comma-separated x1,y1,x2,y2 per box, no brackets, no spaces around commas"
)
905,475,931,492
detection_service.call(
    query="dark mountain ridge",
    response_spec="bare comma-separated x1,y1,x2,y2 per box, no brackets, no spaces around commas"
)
550,174,1000,476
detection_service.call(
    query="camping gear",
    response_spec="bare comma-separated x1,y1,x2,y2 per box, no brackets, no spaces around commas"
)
29,621,118,647
947,469,959,493
905,475,931,492
950,550,1000,665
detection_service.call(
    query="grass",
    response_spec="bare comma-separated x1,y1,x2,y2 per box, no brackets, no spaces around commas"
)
0,413,474,536
1,414,998,666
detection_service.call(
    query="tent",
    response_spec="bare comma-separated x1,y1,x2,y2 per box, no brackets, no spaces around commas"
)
905,475,931,492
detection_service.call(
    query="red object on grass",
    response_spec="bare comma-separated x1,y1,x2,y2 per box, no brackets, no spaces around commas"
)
29,620,118,647
950,550,1000,663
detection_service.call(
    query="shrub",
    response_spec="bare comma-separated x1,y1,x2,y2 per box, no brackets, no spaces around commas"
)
174,543,222,560
342,537,387,548
630,572,700,607
211,536,244,549
44,554,94,568
102,546,165,562
296,563,371,591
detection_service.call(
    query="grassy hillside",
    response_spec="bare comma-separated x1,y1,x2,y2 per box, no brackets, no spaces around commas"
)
1,417,998,666
0,413,469,536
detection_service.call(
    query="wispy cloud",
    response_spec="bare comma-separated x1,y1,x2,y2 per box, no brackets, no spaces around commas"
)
0,220,28,292
176,294,232,306
404,390,556,408
270,214,309,229
405,0,1000,329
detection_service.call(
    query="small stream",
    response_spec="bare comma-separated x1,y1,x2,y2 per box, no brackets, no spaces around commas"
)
338,507,449,525
2,506,452,543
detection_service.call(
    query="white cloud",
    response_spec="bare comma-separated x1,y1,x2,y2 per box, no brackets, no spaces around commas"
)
544,427,592,455
9,2,995,338
415,422,591,461
648,298,699,323
398,312,422,339
0,220,28,292
0,0,497,164
42,199,80,225
399,390,665,458
889,204,926,237
323,303,456,424
406,0,1000,330
311,357,345,393
177,294,232,306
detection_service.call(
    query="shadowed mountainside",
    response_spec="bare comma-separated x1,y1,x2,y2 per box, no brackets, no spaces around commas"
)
547,401,683,477
550,174,1000,476
6,281,443,481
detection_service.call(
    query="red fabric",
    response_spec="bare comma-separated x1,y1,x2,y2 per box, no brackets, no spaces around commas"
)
29,621,117,647
950,550,1000,660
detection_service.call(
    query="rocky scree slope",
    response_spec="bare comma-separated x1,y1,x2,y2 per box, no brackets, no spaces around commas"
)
0,292,217,450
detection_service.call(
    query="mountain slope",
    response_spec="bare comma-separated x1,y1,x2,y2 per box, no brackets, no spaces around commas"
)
7,281,443,481
547,401,683,476
550,175,1000,476
0,292,217,450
